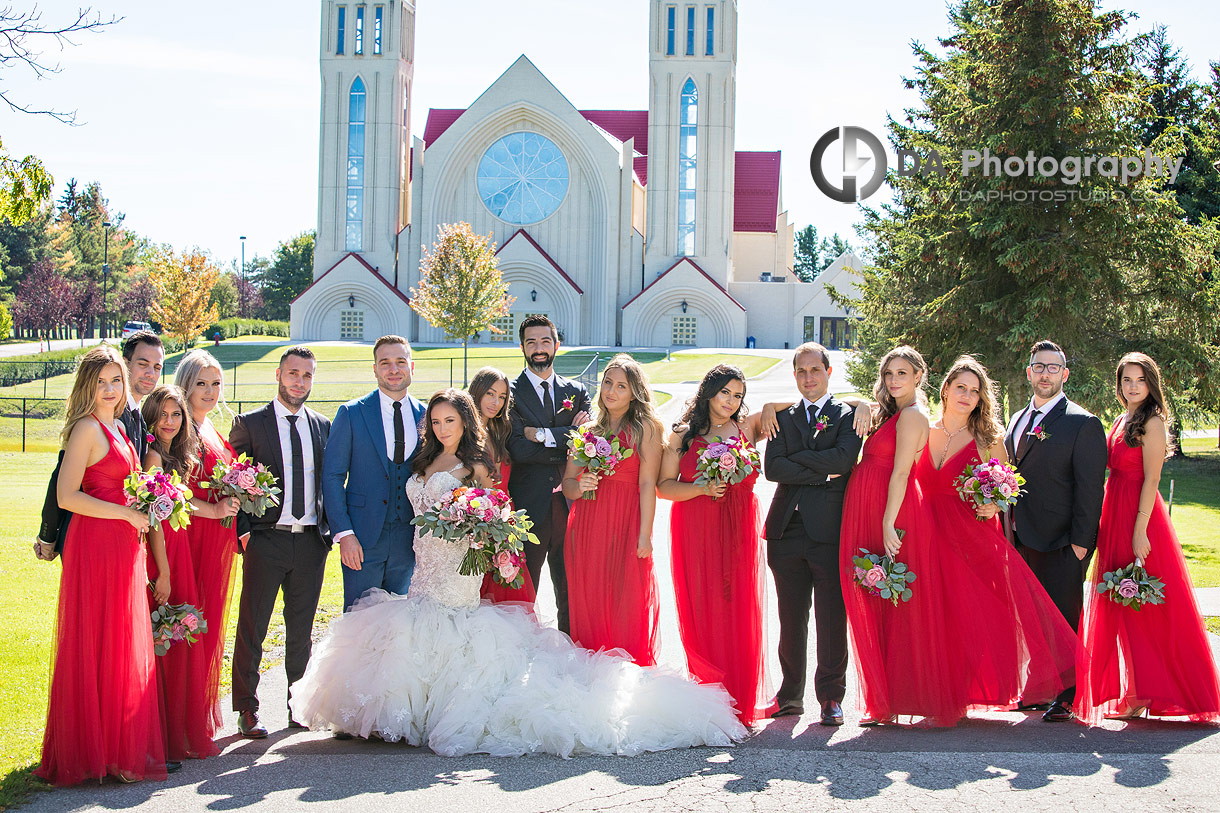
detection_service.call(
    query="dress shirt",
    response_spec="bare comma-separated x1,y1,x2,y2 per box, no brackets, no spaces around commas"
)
1017,391,1065,447
800,392,834,485
273,398,317,526
379,390,418,461
523,368,561,447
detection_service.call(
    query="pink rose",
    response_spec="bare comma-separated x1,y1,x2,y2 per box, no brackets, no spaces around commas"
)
248,486,264,496
864,566,886,588
236,469,257,491
182,614,199,631
492,550,513,568
718,452,737,471
964,477,979,491
854,566,867,581
1117,579,1139,599
998,483,1013,499
499,564,519,582
605,454,620,468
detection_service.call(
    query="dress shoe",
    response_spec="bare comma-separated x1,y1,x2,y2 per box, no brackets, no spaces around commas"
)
1042,702,1075,722
332,729,353,740
770,703,804,719
166,761,182,774
1015,701,1051,711
820,701,844,726
237,709,268,739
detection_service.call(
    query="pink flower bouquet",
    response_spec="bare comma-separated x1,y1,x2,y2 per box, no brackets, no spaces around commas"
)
849,544,916,606
955,457,1025,521
693,435,760,498
202,453,281,528
567,428,634,500
1097,559,1166,610
124,467,194,531
411,486,539,589
149,597,208,656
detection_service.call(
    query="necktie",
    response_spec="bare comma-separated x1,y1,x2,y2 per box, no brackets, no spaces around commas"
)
540,381,555,428
286,414,305,520
392,401,405,464
1017,409,1040,460
807,403,821,444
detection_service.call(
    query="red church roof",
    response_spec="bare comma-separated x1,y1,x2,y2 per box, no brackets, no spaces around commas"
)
421,108,780,233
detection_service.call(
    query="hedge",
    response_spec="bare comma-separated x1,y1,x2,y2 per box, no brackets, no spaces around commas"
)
0,345,96,387
203,319,290,341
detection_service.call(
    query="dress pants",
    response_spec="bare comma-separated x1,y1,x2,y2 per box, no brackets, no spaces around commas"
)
525,491,570,634
1017,537,1089,703
342,522,415,610
768,513,848,709
232,526,328,713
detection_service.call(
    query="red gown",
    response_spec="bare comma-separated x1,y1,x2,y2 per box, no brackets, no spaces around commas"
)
840,414,960,724
1075,417,1220,723
481,460,538,604
671,434,770,725
186,421,238,732
913,443,1076,709
147,516,219,760
36,418,167,785
566,436,659,666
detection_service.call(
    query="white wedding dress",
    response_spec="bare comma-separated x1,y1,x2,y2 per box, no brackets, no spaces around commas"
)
290,469,748,757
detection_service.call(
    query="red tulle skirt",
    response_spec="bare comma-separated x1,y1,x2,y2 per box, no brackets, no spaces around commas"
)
671,486,770,724
186,512,238,730
566,466,658,666
480,569,537,605
148,524,220,759
1076,471,1220,723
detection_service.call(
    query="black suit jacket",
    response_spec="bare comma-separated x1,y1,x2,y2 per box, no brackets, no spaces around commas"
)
1004,396,1106,554
228,401,332,546
764,398,863,545
122,403,149,463
506,370,591,525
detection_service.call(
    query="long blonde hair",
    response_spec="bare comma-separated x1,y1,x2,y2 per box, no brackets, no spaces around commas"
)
939,355,1003,450
61,345,129,447
870,345,928,434
173,348,231,419
592,353,663,448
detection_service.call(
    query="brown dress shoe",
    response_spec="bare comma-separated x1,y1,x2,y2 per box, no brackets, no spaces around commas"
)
237,709,268,739
820,701,844,726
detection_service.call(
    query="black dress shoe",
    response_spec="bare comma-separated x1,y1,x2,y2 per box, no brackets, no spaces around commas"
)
820,701,844,726
1042,702,1075,722
166,761,182,774
237,709,268,739
770,704,804,719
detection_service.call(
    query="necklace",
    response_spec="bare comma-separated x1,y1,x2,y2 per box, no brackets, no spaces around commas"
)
937,421,969,468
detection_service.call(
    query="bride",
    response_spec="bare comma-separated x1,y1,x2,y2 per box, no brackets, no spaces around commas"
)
291,388,747,757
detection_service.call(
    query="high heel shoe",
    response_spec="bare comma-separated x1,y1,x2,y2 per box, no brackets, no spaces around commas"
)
1104,704,1148,721
859,715,898,727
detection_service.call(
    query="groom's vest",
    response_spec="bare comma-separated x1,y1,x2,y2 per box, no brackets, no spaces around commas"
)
384,456,413,531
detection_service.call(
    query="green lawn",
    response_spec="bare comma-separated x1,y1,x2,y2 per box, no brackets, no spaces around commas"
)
1163,439,1220,587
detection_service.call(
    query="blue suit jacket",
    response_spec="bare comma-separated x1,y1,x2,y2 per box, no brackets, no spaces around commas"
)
322,389,427,545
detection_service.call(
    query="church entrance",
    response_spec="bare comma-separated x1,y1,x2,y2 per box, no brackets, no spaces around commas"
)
819,317,857,350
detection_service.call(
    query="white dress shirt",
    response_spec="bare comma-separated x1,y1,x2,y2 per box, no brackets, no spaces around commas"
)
523,368,560,447
800,392,834,485
379,390,418,461
273,398,317,526
1017,391,1065,446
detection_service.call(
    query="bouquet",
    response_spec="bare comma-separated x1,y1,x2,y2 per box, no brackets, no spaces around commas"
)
124,467,194,531
955,457,1025,521
1097,558,1166,610
149,596,208,656
202,453,281,528
411,486,539,589
850,544,916,606
567,428,634,500
693,435,760,497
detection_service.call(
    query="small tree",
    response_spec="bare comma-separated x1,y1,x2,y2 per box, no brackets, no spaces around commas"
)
148,245,219,350
0,300,12,339
411,223,512,385
12,259,76,345
793,225,821,282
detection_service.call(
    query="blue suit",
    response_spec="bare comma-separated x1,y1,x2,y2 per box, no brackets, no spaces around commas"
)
323,390,427,609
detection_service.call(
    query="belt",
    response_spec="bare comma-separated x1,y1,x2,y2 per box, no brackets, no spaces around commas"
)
275,523,311,534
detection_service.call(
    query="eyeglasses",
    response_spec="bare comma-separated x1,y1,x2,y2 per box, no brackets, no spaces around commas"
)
1029,363,1064,375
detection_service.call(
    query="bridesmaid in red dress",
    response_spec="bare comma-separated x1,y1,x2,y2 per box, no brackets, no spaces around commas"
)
913,356,1076,715
141,384,220,760
36,346,166,785
840,346,962,726
563,354,664,666
1075,352,1220,723
174,350,240,734
658,364,781,725
468,367,537,604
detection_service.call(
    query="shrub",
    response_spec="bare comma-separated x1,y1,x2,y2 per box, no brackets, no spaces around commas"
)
0,345,97,387
202,318,290,341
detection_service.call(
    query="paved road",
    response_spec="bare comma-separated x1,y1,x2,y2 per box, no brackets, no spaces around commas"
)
23,348,1220,811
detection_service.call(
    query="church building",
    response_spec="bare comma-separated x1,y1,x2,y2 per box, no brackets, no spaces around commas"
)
291,1,858,349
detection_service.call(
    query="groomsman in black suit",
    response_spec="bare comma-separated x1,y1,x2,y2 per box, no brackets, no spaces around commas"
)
506,315,591,634
764,343,863,726
229,346,331,738
1004,339,1106,723
35,330,164,558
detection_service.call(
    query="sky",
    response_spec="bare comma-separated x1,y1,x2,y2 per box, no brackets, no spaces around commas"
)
3,0,1216,268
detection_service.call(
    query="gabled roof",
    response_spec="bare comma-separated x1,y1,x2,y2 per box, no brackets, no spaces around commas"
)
621,257,746,312
495,229,584,294
290,253,412,306
420,107,781,233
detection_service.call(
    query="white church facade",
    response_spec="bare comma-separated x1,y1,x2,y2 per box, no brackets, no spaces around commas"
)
291,0,859,350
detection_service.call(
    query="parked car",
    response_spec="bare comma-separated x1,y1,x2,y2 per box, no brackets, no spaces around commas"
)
121,321,154,340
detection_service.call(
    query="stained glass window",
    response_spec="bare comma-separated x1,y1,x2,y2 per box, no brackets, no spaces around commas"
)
678,78,697,255
346,77,366,251
477,133,570,225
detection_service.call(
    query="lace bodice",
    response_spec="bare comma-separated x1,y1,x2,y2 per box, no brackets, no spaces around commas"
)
404,469,482,610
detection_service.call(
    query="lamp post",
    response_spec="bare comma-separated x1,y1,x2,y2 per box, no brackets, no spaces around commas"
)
102,220,111,339
239,235,247,317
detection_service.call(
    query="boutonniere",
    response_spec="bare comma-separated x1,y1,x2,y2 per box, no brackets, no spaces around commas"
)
1029,425,1050,442
810,415,831,439
561,397,574,411
145,432,156,444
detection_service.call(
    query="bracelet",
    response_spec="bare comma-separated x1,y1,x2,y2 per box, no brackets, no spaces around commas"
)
1137,510,1150,518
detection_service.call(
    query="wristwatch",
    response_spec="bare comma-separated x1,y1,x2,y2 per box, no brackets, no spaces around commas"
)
533,428,546,443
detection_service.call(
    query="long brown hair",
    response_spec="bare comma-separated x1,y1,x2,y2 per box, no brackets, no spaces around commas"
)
466,367,511,466
141,385,200,480
411,389,494,477
870,345,928,434
593,353,663,449
674,363,748,455
938,355,1003,450
1116,352,1174,456
61,345,129,447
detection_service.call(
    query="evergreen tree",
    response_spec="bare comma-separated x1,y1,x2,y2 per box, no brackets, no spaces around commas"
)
819,233,853,271
846,0,1220,420
793,225,820,282
259,231,315,320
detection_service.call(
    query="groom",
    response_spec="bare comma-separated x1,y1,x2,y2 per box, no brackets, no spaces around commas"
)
1004,339,1106,722
764,343,863,726
323,335,427,611
506,315,590,634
